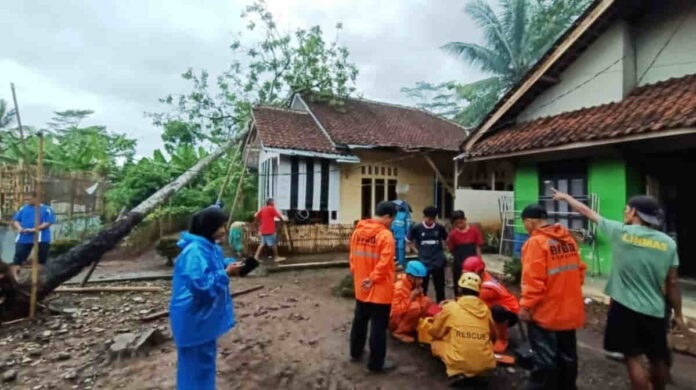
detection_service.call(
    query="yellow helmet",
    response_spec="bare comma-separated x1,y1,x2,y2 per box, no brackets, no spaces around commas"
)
458,272,482,292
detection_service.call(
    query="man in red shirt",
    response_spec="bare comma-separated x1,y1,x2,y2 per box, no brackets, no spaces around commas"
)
254,198,286,263
446,210,483,296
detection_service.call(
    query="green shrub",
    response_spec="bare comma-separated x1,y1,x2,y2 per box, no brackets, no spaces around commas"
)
333,273,354,298
156,237,181,267
504,257,522,284
49,239,80,257
482,232,501,254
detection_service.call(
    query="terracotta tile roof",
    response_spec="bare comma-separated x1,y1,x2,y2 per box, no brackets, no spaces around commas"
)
252,106,338,154
304,97,469,151
469,74,696,158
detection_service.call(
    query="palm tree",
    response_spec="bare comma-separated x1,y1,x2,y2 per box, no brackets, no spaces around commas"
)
441,0,590,125
0,99,16,129
443,0,533,89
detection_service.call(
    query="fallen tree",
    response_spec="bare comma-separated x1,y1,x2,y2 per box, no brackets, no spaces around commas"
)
0,141,234,322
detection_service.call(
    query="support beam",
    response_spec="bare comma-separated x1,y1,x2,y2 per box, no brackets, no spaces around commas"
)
454,159,460,192
423,155,454,196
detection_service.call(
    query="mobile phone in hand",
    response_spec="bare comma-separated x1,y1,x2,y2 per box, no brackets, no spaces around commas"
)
239,257,259,277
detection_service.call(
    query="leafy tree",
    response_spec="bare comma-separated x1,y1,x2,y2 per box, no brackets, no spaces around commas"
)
136,0,358,221
400,81,466,119
0,110,136,178
150,0,358,143
47,109,94,130
405,0,590,127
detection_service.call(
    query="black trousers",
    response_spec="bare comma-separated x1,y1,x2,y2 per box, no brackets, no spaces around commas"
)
492,305,519,327
527,322,578,390
350,300,391,371
451,260,463,297
423,266,446,303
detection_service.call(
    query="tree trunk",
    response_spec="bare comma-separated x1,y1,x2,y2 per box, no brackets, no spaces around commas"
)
0,141,234,322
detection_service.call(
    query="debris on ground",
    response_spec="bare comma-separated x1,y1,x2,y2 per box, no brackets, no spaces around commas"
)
2,262,696,389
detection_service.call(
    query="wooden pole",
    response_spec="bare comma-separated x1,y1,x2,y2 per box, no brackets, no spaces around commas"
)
423,154,455,196
216,143,243,204
29,132,44,319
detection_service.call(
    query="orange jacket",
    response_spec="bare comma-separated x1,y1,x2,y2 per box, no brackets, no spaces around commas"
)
350,219,396,305
391,273,414,317
480,272,520,314
521,224,586,331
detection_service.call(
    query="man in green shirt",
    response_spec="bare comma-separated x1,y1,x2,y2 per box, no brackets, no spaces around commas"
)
553,190,686,390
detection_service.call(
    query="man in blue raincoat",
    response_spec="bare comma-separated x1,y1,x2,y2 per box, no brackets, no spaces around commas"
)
391,200,412,267
170,207,244,390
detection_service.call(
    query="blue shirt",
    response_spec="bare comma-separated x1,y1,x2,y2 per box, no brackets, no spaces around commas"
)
169,233,236,347
12,204,57,244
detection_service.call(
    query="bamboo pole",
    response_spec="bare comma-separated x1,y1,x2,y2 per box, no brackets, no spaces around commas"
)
29,133,44,319
56,286,162,293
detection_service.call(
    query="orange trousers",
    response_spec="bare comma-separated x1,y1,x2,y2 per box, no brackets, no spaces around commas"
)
389,297,433,336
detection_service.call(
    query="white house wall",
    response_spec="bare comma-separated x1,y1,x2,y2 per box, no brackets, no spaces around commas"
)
328,162,340,223
634,0,696,86
518,2,696,122
269,154,341,224
518,22,631,122
276,156,292,210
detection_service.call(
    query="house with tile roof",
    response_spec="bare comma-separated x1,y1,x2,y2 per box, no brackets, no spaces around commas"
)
456,0,696,276
247,94,470,225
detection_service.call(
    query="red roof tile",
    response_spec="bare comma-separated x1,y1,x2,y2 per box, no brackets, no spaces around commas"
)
252,106,338,154
304,97,469,151
469,74,696,158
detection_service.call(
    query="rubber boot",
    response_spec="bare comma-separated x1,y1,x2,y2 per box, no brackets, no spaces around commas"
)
494,323,509,353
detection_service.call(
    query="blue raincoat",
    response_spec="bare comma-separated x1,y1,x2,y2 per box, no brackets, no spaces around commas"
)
170,233,236,390
391,200,412,267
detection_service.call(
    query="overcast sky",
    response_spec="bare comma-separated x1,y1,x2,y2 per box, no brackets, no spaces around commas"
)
0,0,485,156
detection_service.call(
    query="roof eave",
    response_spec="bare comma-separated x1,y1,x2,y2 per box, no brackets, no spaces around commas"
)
464,127,696,162
463,0,618,152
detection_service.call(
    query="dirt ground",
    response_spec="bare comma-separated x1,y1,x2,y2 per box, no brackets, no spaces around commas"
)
3,261,696,389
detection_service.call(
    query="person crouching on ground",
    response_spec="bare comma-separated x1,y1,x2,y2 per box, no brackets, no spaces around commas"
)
389,260,435,343
429,272,497,382
519,204,586,390
462,256,520,353
170,207,245,390
349,201,398,373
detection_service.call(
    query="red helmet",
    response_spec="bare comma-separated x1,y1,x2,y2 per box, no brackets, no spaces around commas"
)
462,256,485,275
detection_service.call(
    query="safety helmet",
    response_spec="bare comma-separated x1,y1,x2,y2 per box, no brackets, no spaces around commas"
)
462,256,486,275
405,261,428,278
458,272,482,292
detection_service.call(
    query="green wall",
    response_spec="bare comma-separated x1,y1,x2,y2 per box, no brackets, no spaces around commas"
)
514,163,539,234
511,157,644,275
588,158,628,275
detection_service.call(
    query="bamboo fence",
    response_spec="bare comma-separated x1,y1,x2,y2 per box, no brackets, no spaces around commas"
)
242,223,354,254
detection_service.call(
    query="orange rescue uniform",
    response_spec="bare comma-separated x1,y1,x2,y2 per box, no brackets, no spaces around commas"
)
350,219,396,305
521,224,586,331
480,271,520,353
389,273,434,338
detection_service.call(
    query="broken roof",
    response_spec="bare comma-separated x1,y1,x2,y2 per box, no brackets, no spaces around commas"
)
251,106,338,154
303,97,469,152
251,96,470,156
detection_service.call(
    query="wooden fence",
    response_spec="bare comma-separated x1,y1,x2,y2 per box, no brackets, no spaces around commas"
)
242,223,354,254
114,213,191,256
0,164,105,223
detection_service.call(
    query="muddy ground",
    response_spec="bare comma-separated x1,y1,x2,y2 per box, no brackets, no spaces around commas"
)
2,264,696,389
